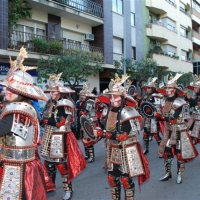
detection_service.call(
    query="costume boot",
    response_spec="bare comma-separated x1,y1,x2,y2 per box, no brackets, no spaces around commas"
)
159,158,173,181
154,133,162,146
44,161,57,184
87,146,95,163
110,182,121,200
62,174,73,200
84,147,89,160
124,183,135,200
177,161,185,184
143,139,149,154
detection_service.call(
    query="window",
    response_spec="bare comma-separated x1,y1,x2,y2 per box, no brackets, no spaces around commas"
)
132,47,136,60
180,2,185,12
192,0,200,13
180,26,186,37
16,24,45,37
131,13,135,26
166,18,176,32
163,44,176,55
112,0,123,15
12,24,45,47
113,37,123,54
181,50,187,61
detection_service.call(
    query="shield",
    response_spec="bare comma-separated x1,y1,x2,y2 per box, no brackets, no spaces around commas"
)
127,85,136,96
139,101,157,119
80,115,96,140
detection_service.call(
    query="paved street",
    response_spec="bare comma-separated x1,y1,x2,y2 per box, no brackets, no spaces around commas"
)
46,132,200,200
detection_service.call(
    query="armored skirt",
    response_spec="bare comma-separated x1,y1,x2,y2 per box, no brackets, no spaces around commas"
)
105,136,150,187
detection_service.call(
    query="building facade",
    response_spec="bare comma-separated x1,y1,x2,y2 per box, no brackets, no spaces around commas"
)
0,0,142,97
192,0,200,74
143,0,193,73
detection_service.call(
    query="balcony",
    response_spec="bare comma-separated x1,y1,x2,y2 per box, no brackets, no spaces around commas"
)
192,30,200,41
50,0,103,18
146,22,177,45
151,53,193,72
193,52,200,60
146,0,176,20
8,31,104,62
192,7,200,19
28,0,103,26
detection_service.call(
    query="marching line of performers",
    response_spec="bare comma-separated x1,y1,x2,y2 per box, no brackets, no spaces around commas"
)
0,47,200,200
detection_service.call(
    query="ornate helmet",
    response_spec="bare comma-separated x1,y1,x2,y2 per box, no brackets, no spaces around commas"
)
103,73,130,95
44,73,75,93
141,77,157,91
78,83,96,97
186,74,200,90
157,73,185,96
0,46,48,101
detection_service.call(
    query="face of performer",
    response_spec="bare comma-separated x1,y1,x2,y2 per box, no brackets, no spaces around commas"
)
5,88,19,101
80,95,86,101
110,94,121,107
194,87,199,94
166,85,176,97
51,91,60,101
146,87,153,94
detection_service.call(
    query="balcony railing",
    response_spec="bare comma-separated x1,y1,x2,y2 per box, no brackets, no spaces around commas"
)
146,21,177,33
52,0,103,18
180,32,190,40
8,30,104,62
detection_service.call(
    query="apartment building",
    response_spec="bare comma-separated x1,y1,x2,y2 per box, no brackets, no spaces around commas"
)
192,0,200,74
0,0,142,97
144,0,193,73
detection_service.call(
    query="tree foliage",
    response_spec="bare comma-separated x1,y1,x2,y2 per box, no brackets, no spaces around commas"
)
37,51,103,88
8,0,32,29
8,0,32,45
113,58,162,82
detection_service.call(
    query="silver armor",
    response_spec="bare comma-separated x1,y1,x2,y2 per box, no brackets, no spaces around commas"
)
0,102,38,163
40,98,74,162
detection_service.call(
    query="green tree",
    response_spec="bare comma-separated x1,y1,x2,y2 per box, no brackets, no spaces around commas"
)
113,58,162,82
8,0,32,46
37,51,103,89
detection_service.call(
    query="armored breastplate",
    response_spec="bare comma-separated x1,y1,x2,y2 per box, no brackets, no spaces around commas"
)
164,98,189,123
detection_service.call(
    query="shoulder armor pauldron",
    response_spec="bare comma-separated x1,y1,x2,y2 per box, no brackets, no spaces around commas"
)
55,99,74,115
172,97,187,110
0,102,37,123
120,106,141,124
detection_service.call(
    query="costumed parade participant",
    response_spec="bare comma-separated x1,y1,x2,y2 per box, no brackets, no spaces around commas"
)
155,73,199,184
93,74,150,200
78,84,99,163
185,74,200,144
140,77,163,155
40,73,87,200
0,47,55,200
